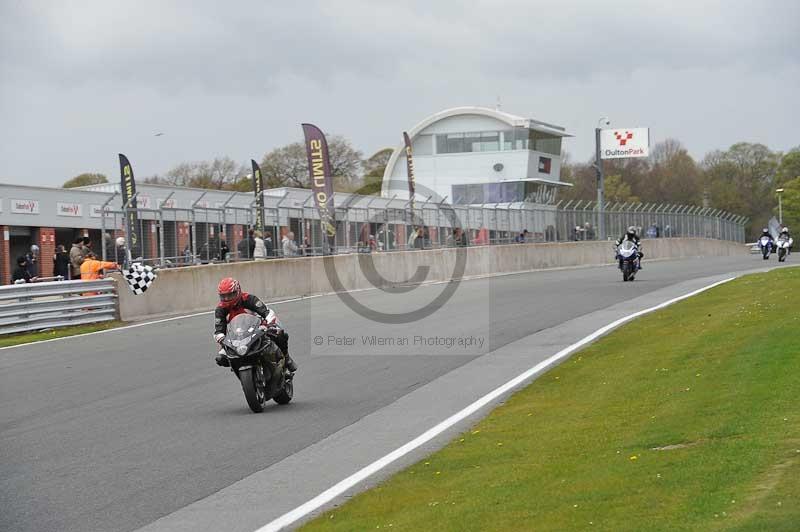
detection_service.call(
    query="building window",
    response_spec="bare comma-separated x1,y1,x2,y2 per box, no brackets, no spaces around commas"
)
412,134,433,155
480,131,500,152
510,127,529,150
529,130,562,155
464,132,481,152
435,128,556,154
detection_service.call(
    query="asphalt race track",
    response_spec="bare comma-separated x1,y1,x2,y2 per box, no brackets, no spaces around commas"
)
0,255,771,532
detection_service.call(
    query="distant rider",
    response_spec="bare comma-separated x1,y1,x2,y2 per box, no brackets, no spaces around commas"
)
213,277,298,372
780,226,792,241
760,227,774,246
615,226,644,270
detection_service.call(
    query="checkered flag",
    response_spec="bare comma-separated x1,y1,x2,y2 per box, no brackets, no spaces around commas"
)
124,263,158,295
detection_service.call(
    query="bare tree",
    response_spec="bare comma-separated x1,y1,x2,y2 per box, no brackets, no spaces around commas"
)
260,135,363,190
157,157,245,189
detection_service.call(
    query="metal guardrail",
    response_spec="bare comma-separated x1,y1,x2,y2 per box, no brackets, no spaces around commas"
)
0,279,118,336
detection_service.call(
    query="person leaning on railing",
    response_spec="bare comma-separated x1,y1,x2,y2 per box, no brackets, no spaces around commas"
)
12,256,37,284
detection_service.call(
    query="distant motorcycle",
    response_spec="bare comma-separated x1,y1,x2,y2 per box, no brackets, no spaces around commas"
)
218,312,293,412
616,240,640,282
759,235,774,260
776,235,793,262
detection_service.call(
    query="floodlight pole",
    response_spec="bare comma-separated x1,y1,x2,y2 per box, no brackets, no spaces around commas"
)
594,125,606,240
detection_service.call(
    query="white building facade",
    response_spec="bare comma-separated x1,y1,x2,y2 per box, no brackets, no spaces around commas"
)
382,106,572,205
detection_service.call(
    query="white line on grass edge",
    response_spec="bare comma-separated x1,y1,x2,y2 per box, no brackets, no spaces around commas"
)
256,276,735,532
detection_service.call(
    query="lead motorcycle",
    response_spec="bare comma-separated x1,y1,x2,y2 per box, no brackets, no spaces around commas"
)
218,311,293,412
616,240,640,282
759,234,774,260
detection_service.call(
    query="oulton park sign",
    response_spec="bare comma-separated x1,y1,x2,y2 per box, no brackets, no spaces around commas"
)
600,128,650,159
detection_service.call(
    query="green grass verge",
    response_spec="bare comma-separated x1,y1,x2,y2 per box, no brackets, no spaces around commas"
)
302,268,800,531
0,320,123,348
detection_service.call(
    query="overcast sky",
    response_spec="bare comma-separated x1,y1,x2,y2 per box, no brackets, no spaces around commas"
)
1,0,798,187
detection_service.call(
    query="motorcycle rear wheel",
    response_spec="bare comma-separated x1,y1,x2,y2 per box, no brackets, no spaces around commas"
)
240,367,266,413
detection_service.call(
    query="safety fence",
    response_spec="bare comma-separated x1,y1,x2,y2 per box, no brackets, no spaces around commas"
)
0,279,117,335
96,192,748,268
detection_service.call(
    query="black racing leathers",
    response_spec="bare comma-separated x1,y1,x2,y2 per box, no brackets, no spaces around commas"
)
215,294,293,369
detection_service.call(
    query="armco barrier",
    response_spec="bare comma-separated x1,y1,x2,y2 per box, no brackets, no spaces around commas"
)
0,279,118,335
114,238,747,321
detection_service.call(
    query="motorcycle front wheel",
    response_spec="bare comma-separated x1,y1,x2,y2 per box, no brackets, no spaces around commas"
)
779,248,786,262
240,367,266,413
622,262,631,282
273,377,293,405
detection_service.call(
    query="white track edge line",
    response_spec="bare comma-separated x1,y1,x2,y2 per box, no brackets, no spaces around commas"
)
255,276,735,532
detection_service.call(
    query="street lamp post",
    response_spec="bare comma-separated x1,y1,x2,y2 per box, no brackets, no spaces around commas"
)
776,188,784,224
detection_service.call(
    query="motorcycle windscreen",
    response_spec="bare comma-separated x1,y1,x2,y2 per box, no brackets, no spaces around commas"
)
619,240,637,257
225,314,262,347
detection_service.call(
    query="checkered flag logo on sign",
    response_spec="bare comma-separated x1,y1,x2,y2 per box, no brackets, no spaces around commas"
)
124,263,157,295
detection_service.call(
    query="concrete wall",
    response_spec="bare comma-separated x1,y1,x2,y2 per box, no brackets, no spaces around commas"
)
114,238,748,321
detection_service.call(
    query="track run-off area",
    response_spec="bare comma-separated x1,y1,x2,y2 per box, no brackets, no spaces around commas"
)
0,254,781,532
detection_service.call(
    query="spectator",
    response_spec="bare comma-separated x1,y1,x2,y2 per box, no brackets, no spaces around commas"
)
53,245,70,279
70,237,84,279
454,227,469,247
264,231,275,257
81,237,93,258
408,227,424,249
25,245,39,277
377,224,395,251
114,237,130,267
359,224,371,253
584,223,595,241
219,239,230,262
646,224,658,239
12,256,35,284
253,231,267,259
237,229,255,259
183,244,193,265
79,253,118,281
422,226,431,248
282,231,299,257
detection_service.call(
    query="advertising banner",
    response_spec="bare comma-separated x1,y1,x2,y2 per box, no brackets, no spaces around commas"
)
600,128,650,159
302,123,336,252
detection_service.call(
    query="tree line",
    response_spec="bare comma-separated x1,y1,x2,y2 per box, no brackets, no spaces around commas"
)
562,140,800,237
63,137,800,238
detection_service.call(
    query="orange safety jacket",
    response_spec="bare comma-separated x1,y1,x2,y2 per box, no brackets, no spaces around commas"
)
79,258,118,280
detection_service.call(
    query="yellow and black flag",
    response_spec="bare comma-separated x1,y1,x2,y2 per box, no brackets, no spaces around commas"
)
302,123,336,254
403,131,417,224
251,159,265,233
118,153,140,258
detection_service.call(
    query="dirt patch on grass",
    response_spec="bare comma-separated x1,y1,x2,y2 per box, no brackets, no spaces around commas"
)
728,452,799,525
651,440,703,451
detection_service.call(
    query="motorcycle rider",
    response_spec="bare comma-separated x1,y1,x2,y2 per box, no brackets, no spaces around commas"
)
213,277,298,372
615,226,644,270
760,227,774,246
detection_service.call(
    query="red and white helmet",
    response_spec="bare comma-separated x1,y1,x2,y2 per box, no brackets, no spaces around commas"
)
217,277,242,309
